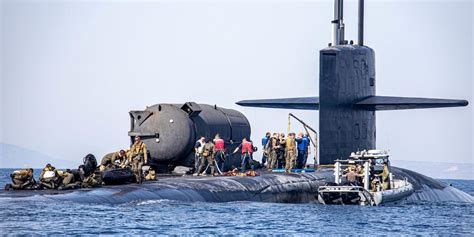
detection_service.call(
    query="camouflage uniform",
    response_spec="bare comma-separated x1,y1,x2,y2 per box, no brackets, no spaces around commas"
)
100,152,115,171
9,169,36,190
100,151,128,171
81,173,100,188
265,136,279,170
129,141,148,183
57,170,80,190
372,164,390,191
112,152,127,167
59,171,74,186
284,136,297,172
198,142,216,175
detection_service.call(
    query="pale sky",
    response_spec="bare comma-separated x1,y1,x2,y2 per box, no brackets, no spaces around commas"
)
0,0,472,168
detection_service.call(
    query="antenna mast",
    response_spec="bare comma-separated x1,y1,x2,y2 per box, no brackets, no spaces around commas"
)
331,0,344,46
331,0,365,46
358,0,364,46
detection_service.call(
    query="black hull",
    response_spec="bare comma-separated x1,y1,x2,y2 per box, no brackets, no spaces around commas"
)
1,168,472,205
101,168,135,185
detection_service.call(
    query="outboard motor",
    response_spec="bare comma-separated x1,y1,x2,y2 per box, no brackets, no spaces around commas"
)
74,154,98,181
83,154,97,176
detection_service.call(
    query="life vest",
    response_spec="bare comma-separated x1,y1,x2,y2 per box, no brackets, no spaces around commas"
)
241,141,253,154
43,171,56,179
214,139,225,152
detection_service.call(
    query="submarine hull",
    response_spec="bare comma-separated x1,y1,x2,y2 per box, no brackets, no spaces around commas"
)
2,168,472,205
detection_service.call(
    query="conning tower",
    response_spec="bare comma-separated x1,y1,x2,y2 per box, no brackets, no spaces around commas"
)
236,0,468,164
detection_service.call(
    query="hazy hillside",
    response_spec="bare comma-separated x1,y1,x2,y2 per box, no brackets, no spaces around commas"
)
0,143,79,169
391,160,474,180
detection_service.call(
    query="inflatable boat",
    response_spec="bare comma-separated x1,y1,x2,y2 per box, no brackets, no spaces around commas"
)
318,150,414,206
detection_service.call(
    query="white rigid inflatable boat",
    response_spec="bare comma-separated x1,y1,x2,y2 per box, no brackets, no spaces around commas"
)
318,150,414,206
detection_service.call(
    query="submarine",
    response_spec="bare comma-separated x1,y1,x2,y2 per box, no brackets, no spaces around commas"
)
1,0,473,205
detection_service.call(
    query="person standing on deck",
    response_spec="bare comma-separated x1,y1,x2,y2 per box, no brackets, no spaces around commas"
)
233,138,254,172
129,136,148,184
261,132,271,167
197,138,216,176
265,133,279,171
194,136,206,174
277,133,286,169
284,133,297,173
213,134,226,173
296,133,310,169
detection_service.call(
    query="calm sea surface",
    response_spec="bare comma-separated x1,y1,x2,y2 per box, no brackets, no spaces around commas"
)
0,168,473,235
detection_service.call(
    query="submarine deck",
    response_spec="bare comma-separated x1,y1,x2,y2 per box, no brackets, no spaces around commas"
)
1,167,472,204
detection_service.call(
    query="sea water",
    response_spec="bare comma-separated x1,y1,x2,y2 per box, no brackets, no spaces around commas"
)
0,168,473,235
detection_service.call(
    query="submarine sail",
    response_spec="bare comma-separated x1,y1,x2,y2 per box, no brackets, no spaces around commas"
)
236,0,468,164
